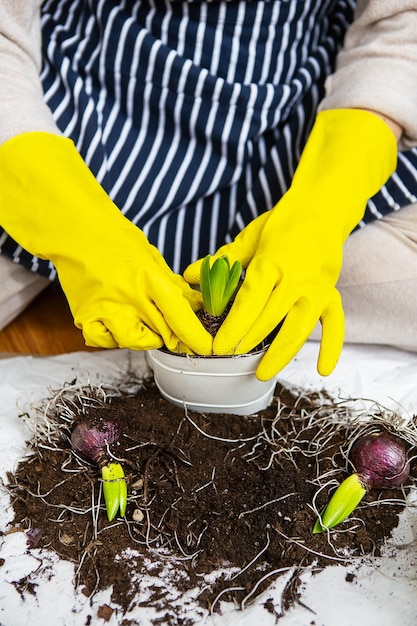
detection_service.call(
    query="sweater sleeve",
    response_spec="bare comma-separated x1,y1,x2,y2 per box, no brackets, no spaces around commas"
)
0,0,60,145
319,0,417,150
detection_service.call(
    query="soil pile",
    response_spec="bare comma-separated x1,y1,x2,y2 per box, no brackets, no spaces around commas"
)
5,378,414,624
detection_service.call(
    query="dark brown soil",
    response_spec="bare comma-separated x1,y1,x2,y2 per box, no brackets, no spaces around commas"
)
197,307,228,337
4,378,414,625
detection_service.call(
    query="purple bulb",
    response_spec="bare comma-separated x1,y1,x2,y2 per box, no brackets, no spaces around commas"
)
350,432,410,489
71,419,121,464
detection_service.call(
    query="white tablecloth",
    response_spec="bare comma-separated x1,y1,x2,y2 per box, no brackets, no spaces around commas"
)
0,343,416,626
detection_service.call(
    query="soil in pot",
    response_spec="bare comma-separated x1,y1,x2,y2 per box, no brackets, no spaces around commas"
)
197,306,228,337
4,377,415,625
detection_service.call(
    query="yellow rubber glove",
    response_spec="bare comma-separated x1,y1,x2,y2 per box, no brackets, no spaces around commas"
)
184,109,398,379
0,132,212,354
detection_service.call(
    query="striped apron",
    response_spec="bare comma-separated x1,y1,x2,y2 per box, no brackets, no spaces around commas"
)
1,0,417,278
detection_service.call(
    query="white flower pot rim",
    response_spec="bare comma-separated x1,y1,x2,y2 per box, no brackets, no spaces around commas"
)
158,345,268,358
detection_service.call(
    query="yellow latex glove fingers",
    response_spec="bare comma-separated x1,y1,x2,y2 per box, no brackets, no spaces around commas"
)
210,206,346,378
246,288,345,380
184,206,343,376
184,109,397,379
58,222,207,352
0,133,212,355
183,211,271,285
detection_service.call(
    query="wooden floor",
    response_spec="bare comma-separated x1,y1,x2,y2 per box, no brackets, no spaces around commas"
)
0,284,97,356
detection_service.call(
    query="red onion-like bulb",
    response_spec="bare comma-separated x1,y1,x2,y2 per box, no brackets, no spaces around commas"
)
71,419,121,464
313,430,411,534
350,432,410,488
70,418,127,522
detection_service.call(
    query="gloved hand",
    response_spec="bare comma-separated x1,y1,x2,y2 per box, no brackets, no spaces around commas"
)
184,109,398,379
0,132,212,354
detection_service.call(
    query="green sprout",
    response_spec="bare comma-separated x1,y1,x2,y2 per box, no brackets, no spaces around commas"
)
102,462,128,522
71,420,128,522
313,473,366,533
200,254,242,317
313,431,410,534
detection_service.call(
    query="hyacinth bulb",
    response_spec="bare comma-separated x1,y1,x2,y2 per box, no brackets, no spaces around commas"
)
71,419,121,464
313,431,410,534
70,419,127,521
350,432,410,488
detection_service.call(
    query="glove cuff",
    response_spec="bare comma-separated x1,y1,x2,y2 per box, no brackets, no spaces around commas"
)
286,108,398,234
296,109,396,189
0,132,133,259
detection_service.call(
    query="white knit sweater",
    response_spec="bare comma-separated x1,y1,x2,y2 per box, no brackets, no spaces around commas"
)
0,0,416,149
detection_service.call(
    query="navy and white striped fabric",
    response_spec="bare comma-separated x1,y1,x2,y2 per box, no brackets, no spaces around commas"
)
1,0,417,279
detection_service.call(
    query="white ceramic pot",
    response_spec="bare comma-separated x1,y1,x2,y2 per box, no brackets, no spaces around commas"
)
145,347,277,416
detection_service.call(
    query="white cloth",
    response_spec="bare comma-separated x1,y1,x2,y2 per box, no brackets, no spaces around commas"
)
0,347,416,625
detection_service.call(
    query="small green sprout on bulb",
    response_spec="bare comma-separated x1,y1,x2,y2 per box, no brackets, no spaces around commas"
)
313,431,410,533
200,254,242,318
71,419,127,521
313,473,366,534
101,461,128,522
